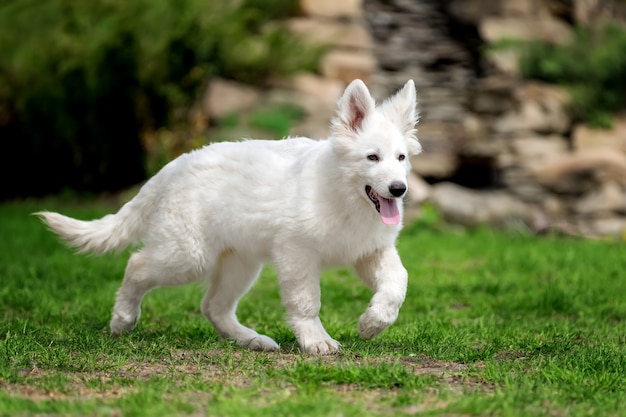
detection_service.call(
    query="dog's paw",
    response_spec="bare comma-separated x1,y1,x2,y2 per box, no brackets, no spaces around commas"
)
110,311,139,336
358,305,398,339
244,335,280,352
301,338,342,355
291,317,341,355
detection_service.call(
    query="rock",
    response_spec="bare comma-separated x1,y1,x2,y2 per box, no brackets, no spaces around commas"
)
290,115,332,139
494,82,571,135
411,153,458,179
573,215,626,238
446,0,554,24
574,181,626,215
475,4,572,74
203,79,262,119
364,0,475,85
270,73,344,107
573,0,626,26
486,48,524,76
418,88,468,122
459,114,507,158
479,17,573,44
261,78,341,139
429,182,534,228
534,150,626,195
320,50,377,85
287,18,373,50
288,74,345,106
410,122,459,179
498,133,569,203
469,76,517,114
444,0,501,24
300,0,362,18
510,134,569,171
403,171,431,225
462,114,489,142
500,0,555,18
572,115,626,153
406,171,430,205
500,167,551,203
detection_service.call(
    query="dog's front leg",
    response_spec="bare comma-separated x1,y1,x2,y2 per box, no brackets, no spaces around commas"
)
355,246,408,339
275,250,341,355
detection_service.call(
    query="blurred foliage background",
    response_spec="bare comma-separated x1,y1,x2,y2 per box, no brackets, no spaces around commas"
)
0,0,318,200
520,22,626,129
3,0,626,202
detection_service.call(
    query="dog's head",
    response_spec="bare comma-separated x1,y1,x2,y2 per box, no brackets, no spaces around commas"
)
330,79,422,225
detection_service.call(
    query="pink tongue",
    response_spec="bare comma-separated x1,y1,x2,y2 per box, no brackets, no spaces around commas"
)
379,197,400,225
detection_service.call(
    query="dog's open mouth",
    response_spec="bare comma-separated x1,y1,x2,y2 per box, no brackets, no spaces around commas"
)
365,185,400,225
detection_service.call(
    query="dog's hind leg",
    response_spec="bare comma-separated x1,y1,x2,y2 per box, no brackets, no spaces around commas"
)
110,249,208,335
201,251,279,352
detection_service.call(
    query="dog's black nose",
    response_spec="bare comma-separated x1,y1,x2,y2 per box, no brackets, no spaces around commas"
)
389,181,407,197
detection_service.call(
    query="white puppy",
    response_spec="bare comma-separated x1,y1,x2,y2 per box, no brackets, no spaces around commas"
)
37,79,422,354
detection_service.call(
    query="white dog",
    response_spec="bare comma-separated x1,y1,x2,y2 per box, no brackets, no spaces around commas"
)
36,79,422,355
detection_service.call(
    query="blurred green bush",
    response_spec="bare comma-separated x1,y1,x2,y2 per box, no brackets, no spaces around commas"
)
0,0,319,199
519,22,626,128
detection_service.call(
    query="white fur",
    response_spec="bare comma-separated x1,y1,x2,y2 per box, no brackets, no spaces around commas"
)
36,79,421,355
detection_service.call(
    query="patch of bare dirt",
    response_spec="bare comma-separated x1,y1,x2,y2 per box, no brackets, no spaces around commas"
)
401,355,494,394
4,347,494,415
6,366,131,402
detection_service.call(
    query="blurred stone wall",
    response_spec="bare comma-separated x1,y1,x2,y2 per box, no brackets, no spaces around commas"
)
204,0,626,237
360,0,626,237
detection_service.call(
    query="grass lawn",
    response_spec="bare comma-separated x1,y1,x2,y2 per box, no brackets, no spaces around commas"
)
1,198,625,416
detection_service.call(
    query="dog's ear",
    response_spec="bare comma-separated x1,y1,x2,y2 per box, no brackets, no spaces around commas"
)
331,79,375,137
407,137,422,156
380,80,420,142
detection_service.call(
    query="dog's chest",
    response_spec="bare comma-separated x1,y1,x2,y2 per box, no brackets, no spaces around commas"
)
315,220,398,266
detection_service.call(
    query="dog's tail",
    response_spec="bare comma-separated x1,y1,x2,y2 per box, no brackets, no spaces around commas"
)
35,183,157,255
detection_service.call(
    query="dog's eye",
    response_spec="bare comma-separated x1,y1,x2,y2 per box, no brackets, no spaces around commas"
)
367,154,379,162
398,154,406,161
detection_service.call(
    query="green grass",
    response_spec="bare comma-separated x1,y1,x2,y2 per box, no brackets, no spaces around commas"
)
2,198,626,416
